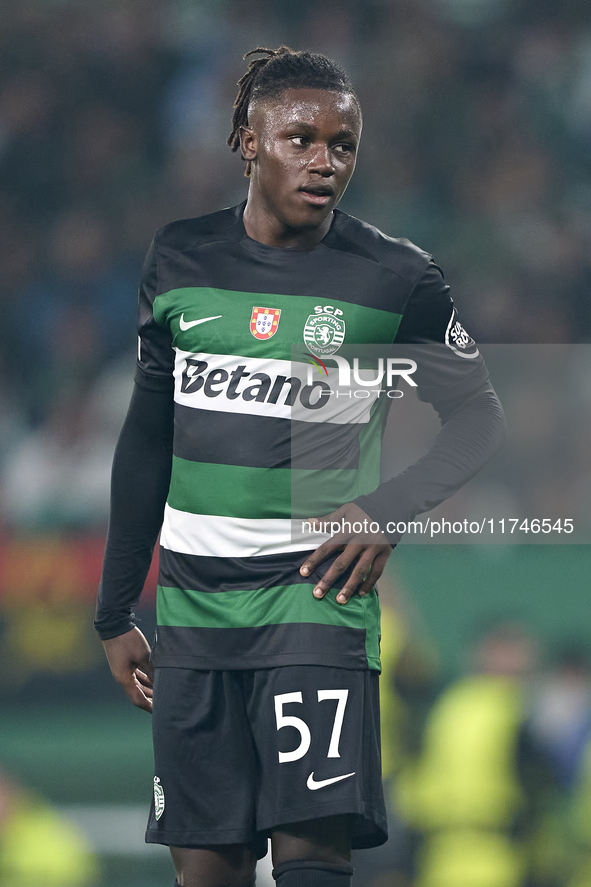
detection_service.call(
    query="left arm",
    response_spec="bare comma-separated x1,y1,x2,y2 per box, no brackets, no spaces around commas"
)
354,381,506,540
301,263,507,601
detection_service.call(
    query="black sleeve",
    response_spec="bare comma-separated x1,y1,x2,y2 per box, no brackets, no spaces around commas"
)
135,236,175,392
394,261,490,408
94,382,174,640
94,237,175,640
354,263,507,540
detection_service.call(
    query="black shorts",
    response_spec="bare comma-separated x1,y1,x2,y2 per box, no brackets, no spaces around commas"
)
145,665,387,856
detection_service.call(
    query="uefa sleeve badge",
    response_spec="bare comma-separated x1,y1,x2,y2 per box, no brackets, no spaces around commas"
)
444,307,479,358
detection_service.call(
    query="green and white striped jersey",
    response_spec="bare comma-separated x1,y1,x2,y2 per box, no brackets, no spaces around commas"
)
134,202,487,671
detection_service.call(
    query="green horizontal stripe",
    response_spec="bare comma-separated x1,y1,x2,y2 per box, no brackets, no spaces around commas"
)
365,591,381,670
153,286,402,360
357,397,388,494
167,457,363,519
157,583,376,632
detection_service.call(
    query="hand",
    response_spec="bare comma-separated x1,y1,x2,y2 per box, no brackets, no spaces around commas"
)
299,503,393,605
102,627,154,713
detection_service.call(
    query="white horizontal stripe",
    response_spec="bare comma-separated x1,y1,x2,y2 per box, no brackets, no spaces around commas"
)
173,350,379,425
160,504,332,558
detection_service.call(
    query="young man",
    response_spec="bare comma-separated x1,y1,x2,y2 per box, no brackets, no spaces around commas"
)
95,47,506,887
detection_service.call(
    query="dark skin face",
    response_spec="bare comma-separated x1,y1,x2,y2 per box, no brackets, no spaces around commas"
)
240,87,362,249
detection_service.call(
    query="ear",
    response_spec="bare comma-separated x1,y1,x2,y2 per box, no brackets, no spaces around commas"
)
239,125,257,162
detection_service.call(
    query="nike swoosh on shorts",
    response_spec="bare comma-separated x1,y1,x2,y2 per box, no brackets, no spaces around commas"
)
179,313,222,330
306,771,356,791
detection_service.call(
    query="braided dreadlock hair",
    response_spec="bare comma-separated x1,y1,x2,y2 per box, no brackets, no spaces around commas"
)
228,46,359,176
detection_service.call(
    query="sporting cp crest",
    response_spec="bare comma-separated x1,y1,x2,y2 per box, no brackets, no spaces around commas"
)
154,777,165,820
250,307,281,340
303,311,346,357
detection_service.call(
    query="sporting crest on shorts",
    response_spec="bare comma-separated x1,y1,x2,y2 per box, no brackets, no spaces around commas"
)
303,312,346,357
250,307,281,340
154,777,165,820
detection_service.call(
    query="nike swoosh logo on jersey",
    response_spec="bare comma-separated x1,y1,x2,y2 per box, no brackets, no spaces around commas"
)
179,313,222,331
306,771,356,791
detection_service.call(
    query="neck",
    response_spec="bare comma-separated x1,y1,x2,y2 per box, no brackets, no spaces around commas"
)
242,195,332,250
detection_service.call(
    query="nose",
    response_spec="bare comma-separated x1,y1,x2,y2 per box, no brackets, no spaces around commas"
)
308,142,334,176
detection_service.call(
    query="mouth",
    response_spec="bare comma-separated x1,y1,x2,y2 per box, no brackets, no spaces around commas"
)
299,183,334,207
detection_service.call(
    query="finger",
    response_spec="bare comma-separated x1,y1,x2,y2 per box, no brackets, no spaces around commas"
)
121,676,153,713
133,694,153,714
357,570,379,597
304,511,340,529
300,541,343,578
357,567,382,598
312,545,361,599
132,670,154,706
335,552,376,604
357,549,391,597
301,514,332,542
132,672,154,706
134,648,155,683
135,668,154,689
304,516,323,530
131,683,153,712
145,658,155,682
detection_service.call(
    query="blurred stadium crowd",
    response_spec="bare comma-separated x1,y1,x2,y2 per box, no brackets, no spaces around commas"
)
1,0,591,527
349,608,591,887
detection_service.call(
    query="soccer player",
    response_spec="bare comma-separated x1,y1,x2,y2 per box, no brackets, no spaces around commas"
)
95,47,506,887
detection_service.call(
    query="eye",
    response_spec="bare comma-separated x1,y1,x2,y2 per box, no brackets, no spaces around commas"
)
289,136,310,147
334,143,355,156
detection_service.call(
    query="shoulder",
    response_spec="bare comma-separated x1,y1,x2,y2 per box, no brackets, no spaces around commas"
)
153,204,243,252
329,210,432,286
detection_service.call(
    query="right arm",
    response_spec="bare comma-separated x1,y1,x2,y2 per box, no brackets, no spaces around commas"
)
95,237,175,712
95,382,173,711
